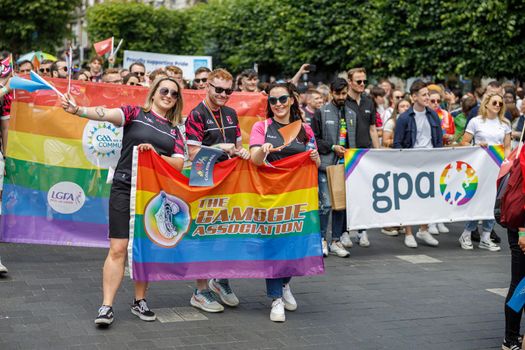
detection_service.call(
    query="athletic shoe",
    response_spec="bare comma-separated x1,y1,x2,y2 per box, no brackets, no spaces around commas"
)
459,235,473,250
479,240,501,252
357,231,370,247
491,229,501,243
381,228,399,236
208,279,239,307
329,241,350,258
471,228,480,242
416,230,439,247
502,338,521,350
282,283,297,311
397,227,406,234
404,234,418,248
0,258,7,274
131,299,156,321
270,298,285,322
94,305,114,326
340,232,353,248
322,239,328,257
437,223,449,233
190,289,224,313
428,223,439,235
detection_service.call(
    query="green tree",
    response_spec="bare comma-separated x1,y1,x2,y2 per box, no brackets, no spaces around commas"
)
0,0,81,55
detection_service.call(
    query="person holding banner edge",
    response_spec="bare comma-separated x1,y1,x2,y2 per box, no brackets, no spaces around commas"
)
185,68,250,313
61,77,186,326
249,82,320,322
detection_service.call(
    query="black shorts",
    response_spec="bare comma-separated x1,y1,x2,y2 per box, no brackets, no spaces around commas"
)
108,180,132,239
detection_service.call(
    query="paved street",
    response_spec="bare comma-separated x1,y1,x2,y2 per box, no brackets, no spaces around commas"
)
0,223,512,350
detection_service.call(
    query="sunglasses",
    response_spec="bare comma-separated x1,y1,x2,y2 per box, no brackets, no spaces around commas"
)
158,87,179,98
355,79,368,85
133,71,145,76
209,82,233,95
268,95,290,105
60,67,68,72
394,95,403,100
128,82,140,86
491,101,503,107
194,78,207,83
39,68,51,73
430,99,441,104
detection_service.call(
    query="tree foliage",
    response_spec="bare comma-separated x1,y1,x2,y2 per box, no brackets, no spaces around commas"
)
0,0,81,54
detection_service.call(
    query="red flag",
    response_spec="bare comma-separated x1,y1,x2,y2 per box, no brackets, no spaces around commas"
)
93,37,113,56
1,56,11,77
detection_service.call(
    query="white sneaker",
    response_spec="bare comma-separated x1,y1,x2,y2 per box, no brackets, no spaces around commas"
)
381,228,399,236
404,235,418,248
208,279,239,307
459,235,473,250
479,240,501,252
428,223,439,235
357,231,370,247
322,239,328,257
190,289,224,313
416,230,439,247
437,223,449,233
329,241,350,258
282,284,297,311
0,259,7,274
340,232,353,248
270,298,285,322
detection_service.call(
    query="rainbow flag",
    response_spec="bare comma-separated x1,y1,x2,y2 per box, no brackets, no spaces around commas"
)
1,79,266,247
129,150,323,281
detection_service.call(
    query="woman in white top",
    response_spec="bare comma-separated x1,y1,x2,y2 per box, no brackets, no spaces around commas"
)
459,92,511,252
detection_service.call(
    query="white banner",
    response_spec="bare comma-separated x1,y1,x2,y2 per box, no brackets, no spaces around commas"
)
123,50,212,79
344,146,504,230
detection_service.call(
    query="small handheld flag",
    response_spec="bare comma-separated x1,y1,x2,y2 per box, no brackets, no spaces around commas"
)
9,76,53,92
507,276,525,312
93,37,114,56
1,56,12,77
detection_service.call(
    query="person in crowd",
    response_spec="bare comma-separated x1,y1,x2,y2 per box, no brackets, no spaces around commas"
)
60,77,186,327
468,81,512,123
51,60,68,79
453,96,477,144
120,69,130,79
149,68,168,83
383,89,405,123
102,68,123,84
459,92,511,252
302,89,323,124
89,56,104,82
123,73,141,86
393,80,442,248
185,68,250,313
370,86,387,139
38,60,54,78
0,65,12,276
166,66,184,88
249,82,320,322
16,60,33,75
192,67,211,90
511,100,525,147
74,69,91,81
504,86,517,106
317,84,331,104
379,78,395,109
345,67,380,247
237,69,259,92
312,77,355,258
382,96,411,149
129,62,146,84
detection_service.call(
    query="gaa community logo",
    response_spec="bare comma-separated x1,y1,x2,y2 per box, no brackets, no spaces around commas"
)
47,181,86,214
439,161,478,206
194,156,209,178
143,191,191,248
82,121,122,169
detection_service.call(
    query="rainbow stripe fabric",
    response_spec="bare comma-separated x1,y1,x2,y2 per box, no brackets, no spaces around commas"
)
1,79,266,247
483,144,505,166
344,149,369,179
129,150,323,281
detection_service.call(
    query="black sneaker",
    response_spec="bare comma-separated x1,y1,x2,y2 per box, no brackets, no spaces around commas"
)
502,337,521,350
131,299,156,321
471,228,480,242
491,229,501,243
94,305,114,326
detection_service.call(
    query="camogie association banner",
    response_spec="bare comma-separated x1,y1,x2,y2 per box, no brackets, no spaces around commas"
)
129,150,323,281
344,146,504,230
1,78,266,247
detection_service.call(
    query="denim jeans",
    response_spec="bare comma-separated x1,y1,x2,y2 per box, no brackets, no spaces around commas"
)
318,170,346,241
505,229,525,341
216,279,229,284
266,277,292,298
465,219,495,233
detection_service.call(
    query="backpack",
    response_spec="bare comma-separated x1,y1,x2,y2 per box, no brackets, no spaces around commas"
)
498,154,525,229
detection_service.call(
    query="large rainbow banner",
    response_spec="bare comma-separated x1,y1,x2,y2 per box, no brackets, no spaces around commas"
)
1,79,266,247
129,149,323,281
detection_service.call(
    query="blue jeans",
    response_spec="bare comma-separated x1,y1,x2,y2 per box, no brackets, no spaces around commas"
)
465,219,495,233
266,277,292,298
318,170,346,241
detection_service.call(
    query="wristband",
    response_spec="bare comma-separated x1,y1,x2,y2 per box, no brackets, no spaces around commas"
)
519,231,525,237
80,107,88,118
331,145,335,151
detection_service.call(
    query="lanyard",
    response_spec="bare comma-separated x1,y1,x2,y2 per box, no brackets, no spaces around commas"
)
202,99,226,142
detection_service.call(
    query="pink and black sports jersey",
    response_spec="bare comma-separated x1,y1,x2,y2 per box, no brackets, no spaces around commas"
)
114,105,185,184
1,92,12,121
185,101,242,147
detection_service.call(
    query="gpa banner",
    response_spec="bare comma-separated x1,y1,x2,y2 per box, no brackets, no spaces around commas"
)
344,146,504,230
129,150,323,281
1,79,266,247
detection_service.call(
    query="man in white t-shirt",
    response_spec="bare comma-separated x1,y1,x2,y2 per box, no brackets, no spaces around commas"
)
393,80,443,248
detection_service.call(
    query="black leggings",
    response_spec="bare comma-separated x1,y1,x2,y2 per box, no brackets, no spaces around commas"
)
505,228,525,340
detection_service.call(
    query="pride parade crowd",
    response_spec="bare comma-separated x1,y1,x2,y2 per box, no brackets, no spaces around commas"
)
1,52,525,350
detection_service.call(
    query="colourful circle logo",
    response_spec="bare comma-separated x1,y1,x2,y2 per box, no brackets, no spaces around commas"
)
143,191,191,248
439,161,478,206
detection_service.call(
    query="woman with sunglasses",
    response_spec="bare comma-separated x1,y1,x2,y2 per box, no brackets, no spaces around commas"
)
458,93,511,252
60,77,185,327
249,83,320,322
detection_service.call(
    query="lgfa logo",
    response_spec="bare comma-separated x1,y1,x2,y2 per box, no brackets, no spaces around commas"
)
372,161,478,213
47,182,86,214
82,121,123,169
